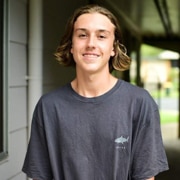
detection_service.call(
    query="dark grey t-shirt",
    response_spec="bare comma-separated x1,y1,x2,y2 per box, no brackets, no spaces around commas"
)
22,80,168,180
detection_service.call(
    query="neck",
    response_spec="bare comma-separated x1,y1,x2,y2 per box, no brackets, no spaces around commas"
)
71,71,118,97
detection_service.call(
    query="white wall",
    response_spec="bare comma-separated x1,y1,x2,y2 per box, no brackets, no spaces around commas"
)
0,0,28,179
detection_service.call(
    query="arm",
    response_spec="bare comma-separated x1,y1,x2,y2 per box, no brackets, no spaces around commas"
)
147,177,155,180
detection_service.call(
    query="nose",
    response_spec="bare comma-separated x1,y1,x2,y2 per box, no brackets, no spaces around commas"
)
87,35,96,49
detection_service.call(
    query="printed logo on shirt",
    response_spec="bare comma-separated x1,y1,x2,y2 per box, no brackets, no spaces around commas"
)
115,136,129,145
114,135,129,150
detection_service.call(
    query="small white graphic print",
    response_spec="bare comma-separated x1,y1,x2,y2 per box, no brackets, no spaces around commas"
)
115,136,129,145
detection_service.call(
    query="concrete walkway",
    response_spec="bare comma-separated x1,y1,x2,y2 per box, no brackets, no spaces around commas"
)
156,122,180,180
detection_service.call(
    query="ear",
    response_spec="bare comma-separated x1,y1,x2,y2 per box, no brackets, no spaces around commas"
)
70,45,73,54
70,40,73,54
111,48,115,57
111,40,116,56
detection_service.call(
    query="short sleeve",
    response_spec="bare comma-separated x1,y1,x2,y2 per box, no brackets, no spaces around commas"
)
22,101,53,180
130,96,169,179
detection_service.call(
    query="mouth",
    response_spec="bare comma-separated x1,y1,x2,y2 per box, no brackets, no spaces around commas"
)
82,53,100,58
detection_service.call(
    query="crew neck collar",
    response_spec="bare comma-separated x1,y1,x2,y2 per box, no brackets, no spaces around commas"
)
68,79,123,103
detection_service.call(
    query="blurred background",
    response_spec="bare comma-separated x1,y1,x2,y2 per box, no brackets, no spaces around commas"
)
0,0,179,179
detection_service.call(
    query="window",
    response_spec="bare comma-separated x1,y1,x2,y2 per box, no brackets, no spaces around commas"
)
0,0,7,159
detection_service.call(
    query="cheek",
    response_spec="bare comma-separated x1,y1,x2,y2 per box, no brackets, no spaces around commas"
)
102,41,115,57
106,43,115,57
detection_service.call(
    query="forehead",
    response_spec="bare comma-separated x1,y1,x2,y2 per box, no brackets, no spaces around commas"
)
74,13,115,32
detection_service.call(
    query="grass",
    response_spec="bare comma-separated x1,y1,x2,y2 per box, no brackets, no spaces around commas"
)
151,89,178,98
160,110,178,124
150,88,179,125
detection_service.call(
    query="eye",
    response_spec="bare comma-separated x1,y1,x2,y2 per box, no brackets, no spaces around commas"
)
78,33,87,38
98,34,106,40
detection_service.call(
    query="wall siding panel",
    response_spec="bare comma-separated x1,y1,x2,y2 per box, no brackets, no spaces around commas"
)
9,0,27,44
9,42,27,87
9,87,27,132
0,129,27,180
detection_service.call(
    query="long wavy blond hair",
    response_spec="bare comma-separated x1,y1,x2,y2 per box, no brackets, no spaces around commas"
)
54,4,131,72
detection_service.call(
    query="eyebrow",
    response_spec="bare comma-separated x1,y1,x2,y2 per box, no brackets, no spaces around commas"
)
74,28,111,34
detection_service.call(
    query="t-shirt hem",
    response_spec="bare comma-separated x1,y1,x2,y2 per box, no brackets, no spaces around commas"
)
132,166,169,180
22,168,52,180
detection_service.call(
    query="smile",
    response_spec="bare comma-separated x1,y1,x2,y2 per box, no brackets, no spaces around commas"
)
83,53,99,58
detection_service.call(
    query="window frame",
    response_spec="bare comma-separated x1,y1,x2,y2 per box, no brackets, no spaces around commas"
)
0,0,8,160
0,0,3,154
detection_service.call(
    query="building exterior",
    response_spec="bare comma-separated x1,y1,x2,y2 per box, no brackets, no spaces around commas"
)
0,0,86,179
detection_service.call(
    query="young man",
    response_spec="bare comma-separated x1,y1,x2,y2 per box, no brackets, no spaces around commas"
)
22,4,169,180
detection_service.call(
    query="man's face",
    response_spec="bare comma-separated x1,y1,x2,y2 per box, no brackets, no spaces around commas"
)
71,13,115,74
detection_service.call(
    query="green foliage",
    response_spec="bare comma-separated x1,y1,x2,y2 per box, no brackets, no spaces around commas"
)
141,44,164,57
160,110,178,124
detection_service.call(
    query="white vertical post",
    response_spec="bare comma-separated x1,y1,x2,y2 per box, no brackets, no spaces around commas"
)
28,0,43,137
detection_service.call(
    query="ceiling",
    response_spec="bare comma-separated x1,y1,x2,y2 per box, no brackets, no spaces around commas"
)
95,0,180,52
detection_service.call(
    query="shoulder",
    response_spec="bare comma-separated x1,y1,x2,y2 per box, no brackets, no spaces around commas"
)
120,80,158,110
32,83,72,123
119,81,160,128
121,80,151,99
34,83,71,111
42,83,71,102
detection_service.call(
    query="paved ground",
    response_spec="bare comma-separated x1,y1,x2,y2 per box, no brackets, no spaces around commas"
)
156,97,178,111
161,122,179,140
155,98,178,111
156,122,180,180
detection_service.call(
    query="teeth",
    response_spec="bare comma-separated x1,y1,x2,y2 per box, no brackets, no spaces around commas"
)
83,54,98,57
